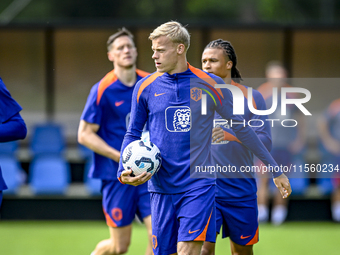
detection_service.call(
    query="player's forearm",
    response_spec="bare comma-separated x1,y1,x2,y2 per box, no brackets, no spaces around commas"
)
220,125,272,151
233,125,281,178
78,132,120,162
257,133,272,152
118,89,148,178
0,114,27,142
252,92,272,151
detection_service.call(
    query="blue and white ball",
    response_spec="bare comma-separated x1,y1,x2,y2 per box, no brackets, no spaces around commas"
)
122,140,161,176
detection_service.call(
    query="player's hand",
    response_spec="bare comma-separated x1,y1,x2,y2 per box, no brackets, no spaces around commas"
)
120,170,152,186
273,173,292,199
212,127,225,143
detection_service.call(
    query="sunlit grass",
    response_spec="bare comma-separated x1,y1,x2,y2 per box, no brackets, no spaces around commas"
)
0,221,339,255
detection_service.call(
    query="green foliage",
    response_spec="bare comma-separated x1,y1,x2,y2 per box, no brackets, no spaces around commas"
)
0,0,339,24
258,0,322,24
185,0,242,20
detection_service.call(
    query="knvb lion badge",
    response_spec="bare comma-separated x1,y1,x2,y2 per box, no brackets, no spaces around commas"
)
191,87,202,102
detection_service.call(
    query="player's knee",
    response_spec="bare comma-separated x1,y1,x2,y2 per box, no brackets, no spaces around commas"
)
201,241,215,255
201,246,214,255
115,247,129,255
109,247,128,255
231,247,253,255
231,252,248,255
178,241,203,255
147,229,153,243
107,243,129,255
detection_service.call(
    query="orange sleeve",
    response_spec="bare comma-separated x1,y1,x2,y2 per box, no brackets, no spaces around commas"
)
118,177,125,184
223,130,242,144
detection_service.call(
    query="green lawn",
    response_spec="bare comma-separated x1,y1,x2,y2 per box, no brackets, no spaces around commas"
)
0,221,339,255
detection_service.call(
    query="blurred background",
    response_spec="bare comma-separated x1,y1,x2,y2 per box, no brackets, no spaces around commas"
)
0,1,340,254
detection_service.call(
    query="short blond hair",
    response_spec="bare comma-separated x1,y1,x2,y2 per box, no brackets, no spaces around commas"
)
149,21,190,51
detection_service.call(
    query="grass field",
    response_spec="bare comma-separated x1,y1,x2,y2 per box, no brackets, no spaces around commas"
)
0,221,339,255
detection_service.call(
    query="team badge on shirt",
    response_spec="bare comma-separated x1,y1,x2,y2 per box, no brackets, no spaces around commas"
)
191,87,202,102
165,106,191,132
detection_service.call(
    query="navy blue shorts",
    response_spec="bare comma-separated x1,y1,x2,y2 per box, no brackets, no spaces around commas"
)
216,198,259,246
151,185,216,255
101,180,151,227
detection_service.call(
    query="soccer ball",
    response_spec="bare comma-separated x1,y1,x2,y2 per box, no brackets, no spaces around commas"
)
141,131,150,143
122,140,161,176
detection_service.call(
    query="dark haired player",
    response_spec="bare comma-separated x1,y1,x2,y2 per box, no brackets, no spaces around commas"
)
201,39,292,255
0,77,27,206
78,28,152,255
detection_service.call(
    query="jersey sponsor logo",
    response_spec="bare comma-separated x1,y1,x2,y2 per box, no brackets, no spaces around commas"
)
212,119,229,145
165,106,191,132
188,229,200,234
191,87,202,102
240,235,252,239
154,92,166,97
115,100,125,107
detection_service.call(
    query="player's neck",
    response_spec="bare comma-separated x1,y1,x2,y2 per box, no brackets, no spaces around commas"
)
114,65,137,87
223,76,232,85
168,58,188,75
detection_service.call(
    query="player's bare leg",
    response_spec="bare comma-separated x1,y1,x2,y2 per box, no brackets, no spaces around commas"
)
143,215,153,255
271,190,288,225
332,186,340,222
201,241,215,255
177,241,203,255
92,224,132,255
332,186,340,202
201,232,218,255
230,240,253,255
257,176,269,222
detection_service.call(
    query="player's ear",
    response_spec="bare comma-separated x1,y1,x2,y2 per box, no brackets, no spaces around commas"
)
226,60,233,70
177,44,185,55
107,51,114,62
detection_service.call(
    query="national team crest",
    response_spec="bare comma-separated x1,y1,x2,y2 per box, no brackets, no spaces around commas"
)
191,87,202,102
111,208,123,221
152,235,158,249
